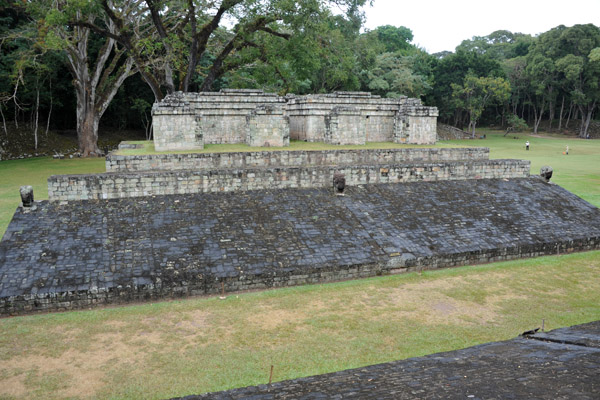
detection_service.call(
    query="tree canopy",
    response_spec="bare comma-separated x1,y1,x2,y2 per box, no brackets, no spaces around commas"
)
0,0,599,155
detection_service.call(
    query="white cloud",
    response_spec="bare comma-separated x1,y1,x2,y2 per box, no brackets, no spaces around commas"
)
363,0,600,53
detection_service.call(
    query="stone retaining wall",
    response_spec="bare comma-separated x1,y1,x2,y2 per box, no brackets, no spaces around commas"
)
106,147,490,172
2,237,598,316
49,159,529,201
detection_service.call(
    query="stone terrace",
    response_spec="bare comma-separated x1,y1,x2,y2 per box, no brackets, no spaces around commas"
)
2,178,599,315
49,147,530,201
176,320,600,399
105,148,490,172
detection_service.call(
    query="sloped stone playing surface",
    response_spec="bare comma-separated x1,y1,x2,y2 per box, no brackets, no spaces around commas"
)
1,178,600,315
175,320,600,399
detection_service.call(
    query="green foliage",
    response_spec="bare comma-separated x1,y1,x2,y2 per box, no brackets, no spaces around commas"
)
506,114,528,132
429,50,506,122
456,30,534,61
366,51,432,98
452,74,511,134
373,25,414,53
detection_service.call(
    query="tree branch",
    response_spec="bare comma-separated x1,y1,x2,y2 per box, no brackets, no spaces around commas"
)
258,26,291,40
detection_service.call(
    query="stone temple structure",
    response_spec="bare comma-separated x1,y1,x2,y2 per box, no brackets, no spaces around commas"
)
0,89,599,316
151,90,439,151
2,140,600,315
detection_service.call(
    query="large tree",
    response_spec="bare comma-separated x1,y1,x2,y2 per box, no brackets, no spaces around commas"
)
76,0,368,101
451,74,511,137
28,0,137,156
429,49,505,126
553,24,600,137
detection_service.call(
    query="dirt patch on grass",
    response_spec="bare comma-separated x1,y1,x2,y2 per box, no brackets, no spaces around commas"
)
0,336,140,399
173,309,212,336
246,307,307,330
0,371,28,398
381,274,530,326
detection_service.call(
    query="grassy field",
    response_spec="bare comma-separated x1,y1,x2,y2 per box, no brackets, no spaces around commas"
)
0,131,599,399
0,158,106,237
451,130,600,207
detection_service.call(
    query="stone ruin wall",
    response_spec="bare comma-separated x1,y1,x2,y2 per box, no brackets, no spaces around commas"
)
151,90,439,150
48,159,530,201
48,147,529,201
286,92,438,145
105,147,490,172
152,89,287,151
152,103,203,151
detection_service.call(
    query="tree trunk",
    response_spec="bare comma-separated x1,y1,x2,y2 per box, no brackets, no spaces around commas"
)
532,101,545,134
565,101,573,129
46,79,53,137
547,93,554,131
75,83,101,156
0,105,7,138
579,102,596,138
34,87,39,150
558,96,565,132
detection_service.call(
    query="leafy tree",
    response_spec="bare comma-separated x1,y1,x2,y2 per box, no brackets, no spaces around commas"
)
24,0,137,156
366,51,432,98
373,25,414,54
78,0,368,101
429,49,505,126
0,1,72,149
553,24,600,137
505,114,528,135
451,74,511,136
456,30,533,61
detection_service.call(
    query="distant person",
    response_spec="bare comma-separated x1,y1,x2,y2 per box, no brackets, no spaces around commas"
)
525,140,530,151
565,145,569,155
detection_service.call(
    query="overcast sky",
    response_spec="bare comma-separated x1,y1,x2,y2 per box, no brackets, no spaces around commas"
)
362,0,600,54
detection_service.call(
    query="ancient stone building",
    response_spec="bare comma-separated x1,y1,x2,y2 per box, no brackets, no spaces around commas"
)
152,89,288,151
151,90,438,150
287,92,438,145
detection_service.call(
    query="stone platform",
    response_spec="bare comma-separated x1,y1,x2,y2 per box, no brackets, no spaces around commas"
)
1,178,600,315
175,320,600,399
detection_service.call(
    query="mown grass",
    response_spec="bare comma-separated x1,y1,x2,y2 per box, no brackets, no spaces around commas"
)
0,130,599,399
0,157,105,237
446,130,600,206
0,251,598,399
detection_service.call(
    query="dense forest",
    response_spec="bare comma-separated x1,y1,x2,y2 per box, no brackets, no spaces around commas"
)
0,0,599,157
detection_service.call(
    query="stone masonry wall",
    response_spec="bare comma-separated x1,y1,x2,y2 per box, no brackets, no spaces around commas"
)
48,159,529,201
245,105,290,147
394,107,439,145
106,147,490,172
287,92,437,144
152,94,203,151
324,107,366,145
3,178,599,315
152,89,288,147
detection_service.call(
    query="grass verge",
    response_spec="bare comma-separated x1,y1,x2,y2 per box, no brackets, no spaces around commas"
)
0,251,598,399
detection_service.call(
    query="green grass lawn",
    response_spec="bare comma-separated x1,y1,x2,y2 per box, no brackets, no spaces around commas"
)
447,130,600,207
0,130,599,399
0,157,105,237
